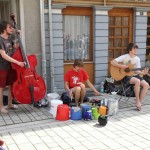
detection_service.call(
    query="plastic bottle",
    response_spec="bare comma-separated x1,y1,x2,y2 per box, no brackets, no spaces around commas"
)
54,87,57,94
100,82,104,93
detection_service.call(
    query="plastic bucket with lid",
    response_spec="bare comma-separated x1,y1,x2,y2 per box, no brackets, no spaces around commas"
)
49,100,63,118
56,104,69,121
47,93,59,102
70,107,82,120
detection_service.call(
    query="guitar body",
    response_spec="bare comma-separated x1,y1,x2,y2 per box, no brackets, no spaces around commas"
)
110,63,135,81
11,48,46,104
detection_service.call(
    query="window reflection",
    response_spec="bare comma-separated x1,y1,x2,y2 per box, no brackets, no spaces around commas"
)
63,15,90,60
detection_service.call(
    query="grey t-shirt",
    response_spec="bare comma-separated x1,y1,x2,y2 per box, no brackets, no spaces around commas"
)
0,36,15,69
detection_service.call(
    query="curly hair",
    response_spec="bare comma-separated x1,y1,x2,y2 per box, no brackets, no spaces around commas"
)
0,21,12,34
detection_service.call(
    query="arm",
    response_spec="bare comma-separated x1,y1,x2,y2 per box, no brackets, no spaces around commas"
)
111,59,128,69
64,81,72,97
86,79,101,96
135,69,149,76
0,50,25,67
13,42,19,49
134,57,148,75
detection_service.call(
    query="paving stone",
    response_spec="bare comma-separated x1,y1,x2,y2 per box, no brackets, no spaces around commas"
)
18,143,36,150
7,143,20,150
34,143,50,150
0,91,150,150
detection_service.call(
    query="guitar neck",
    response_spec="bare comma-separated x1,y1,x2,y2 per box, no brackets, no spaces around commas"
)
130,67,147,71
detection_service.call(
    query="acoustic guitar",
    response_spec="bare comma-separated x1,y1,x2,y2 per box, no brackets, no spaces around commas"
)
110,63,147,81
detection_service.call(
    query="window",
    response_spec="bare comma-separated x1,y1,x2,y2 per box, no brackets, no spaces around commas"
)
62,7,93,62
108,9,133,60
108,8,133,75
0,0,11,21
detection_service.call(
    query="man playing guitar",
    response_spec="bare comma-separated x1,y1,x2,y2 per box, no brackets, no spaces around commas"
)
111,43,149,111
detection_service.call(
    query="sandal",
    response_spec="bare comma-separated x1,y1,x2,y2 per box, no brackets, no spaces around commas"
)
0,107,8,114
8,104,18,109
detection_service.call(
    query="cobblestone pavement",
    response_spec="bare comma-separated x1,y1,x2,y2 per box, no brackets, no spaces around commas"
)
0,91,150,150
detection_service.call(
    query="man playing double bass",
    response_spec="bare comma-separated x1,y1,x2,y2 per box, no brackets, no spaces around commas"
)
0,21,25,113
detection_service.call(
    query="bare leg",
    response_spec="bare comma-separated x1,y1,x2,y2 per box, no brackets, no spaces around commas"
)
72,86,81,107
7,86,18,109
0,88,8,113
80,83,86,104
130,77,141,110
8,86,13,107
139,80,149,103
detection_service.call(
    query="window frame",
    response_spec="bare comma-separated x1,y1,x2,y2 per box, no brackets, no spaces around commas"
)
62,6,93,63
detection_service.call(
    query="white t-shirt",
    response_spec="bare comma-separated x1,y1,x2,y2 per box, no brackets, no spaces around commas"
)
115,54,141,68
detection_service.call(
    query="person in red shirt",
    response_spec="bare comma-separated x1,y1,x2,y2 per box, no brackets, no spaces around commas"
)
64,60,100,106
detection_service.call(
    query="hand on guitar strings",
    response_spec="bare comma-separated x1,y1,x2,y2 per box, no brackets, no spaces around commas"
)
142,68,149,75
121,64,129,70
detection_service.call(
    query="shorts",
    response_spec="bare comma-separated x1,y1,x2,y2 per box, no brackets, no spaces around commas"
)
123,75,143,86
0,69,17,88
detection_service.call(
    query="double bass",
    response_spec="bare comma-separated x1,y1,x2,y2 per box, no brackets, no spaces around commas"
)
10,14,46,104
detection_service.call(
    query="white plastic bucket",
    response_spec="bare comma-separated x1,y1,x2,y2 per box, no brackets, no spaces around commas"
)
49,99,63,118
108,98,118,116
47,93,59,102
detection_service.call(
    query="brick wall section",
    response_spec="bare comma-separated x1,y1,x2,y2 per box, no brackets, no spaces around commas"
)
44,3,64,92
134,10,147,66
94,10,109,89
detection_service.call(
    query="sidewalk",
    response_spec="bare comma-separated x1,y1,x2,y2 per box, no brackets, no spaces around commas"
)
0,91,150,150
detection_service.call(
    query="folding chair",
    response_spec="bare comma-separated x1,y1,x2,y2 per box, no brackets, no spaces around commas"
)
118,80,135,101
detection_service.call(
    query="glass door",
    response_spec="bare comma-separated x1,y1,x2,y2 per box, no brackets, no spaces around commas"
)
108,8,133,75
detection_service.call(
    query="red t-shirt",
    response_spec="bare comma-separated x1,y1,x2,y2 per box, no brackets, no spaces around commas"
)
64,68,89,88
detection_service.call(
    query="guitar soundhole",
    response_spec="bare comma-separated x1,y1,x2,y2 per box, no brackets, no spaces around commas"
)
125,68,130,72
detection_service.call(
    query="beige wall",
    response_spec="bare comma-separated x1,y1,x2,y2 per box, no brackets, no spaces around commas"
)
23,0,42,74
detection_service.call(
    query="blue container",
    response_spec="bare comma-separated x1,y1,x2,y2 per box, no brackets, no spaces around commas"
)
81,104,91,117
70,107,82,120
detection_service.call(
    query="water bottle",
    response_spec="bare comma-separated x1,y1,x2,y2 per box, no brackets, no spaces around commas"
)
100,82,104,93
54,87,57,94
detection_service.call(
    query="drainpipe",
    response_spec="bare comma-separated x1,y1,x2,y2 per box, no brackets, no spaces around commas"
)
104,0,106,6
48,0,55,92
40,0,47,88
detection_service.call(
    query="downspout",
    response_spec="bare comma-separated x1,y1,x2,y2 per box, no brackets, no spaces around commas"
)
40,0,47,88
104,0,106,6
48,0,55,92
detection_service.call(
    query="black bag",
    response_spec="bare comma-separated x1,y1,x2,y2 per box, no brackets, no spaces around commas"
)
3,95,8,106
60,92,90,106
104,77,116,93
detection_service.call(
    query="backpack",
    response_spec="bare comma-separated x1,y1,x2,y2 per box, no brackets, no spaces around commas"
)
60,92,90,106
104,77,116,93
